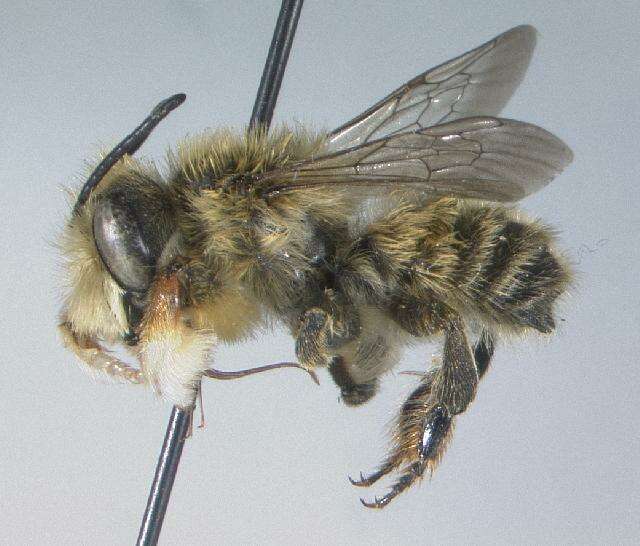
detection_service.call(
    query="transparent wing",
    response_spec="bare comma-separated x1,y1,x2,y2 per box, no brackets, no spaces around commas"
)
325,25,537,154
262,117,572,203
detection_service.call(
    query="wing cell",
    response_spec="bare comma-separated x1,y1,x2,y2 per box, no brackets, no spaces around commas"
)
263,117,572,203
325,26,537,153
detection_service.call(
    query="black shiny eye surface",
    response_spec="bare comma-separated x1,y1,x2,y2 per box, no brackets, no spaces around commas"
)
93,179,176,292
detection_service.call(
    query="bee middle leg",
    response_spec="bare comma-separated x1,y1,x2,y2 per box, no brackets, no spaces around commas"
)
293,291,381,406
328,356,379,407
353,317,483,508
294,289,358,370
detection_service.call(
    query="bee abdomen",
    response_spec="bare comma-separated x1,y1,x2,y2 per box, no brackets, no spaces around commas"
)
452,205,570,332
338,199,570,334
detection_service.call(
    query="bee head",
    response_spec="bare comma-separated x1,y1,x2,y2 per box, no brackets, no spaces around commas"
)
60,94,185,347
61,162,180,347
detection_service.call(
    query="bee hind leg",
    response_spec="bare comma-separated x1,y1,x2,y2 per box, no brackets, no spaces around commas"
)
349,370,449,491
474,329,495,379
359,403,453,509
356,318,479,508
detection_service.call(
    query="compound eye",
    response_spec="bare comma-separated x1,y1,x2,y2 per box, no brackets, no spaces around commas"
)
92,181,175,292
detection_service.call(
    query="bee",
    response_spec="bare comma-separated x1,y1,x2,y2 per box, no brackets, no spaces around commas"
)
59,25,572,508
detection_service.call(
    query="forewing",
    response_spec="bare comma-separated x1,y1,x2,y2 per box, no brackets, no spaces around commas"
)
325,25,537,153
262,117,572,202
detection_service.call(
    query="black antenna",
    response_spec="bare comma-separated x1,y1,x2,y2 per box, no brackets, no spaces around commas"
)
135,2,304,545
74,93,185,215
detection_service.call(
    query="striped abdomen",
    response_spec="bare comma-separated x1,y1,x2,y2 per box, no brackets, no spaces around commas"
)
338,198,570,334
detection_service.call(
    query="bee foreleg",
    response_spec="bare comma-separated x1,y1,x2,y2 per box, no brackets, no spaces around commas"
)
58,321,145,384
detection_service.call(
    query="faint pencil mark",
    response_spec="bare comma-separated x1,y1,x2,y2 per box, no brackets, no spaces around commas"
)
574,238,609,265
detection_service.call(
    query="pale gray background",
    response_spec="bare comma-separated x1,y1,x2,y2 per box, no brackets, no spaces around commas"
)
1,1,638,545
